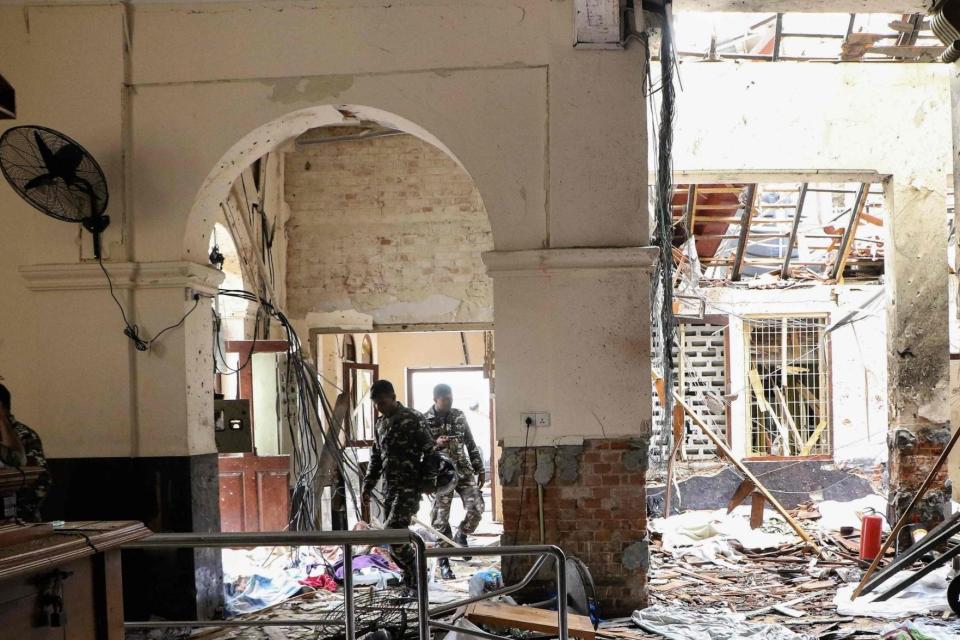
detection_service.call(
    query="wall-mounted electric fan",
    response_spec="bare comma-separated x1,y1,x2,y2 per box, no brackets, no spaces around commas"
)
0,125,110,257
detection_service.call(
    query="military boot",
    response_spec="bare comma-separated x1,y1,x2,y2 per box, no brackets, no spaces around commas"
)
438,558,456,580
455,529,472,561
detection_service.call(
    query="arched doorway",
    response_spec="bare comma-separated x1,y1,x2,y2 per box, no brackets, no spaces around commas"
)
187,104,497,535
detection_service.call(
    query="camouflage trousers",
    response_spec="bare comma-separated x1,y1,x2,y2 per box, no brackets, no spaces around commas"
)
382,487,422,587
430,475,484,544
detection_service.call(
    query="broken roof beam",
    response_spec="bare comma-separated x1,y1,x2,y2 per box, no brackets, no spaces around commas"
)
781,183,808,279
831,182,869,280
683,184,698,235
731,184,758,281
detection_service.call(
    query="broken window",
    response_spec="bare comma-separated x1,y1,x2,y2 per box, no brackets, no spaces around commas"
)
745,316,830,458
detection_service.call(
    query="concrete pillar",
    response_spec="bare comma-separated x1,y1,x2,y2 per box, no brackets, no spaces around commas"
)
950,66,960,503
19,260,225,620
885,175,953,525
485,247,656,616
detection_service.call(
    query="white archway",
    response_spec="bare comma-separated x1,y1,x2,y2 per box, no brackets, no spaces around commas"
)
184,104,477,262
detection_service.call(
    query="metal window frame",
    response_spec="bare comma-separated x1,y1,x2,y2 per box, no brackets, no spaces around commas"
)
123,530,569,640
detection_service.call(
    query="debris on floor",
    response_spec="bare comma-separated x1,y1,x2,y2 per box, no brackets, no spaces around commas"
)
631,497,960,639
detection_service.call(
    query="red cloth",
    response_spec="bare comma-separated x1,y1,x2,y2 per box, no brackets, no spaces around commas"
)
299,574,338,592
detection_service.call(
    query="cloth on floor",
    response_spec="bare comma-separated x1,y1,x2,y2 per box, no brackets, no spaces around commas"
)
632,604,804,640
880,620,960,640
298,574,338,592
468,568,504,596
333,554,403,589
224,573,302,616
817,494,889,533
834,566,951,619
651,507,797,554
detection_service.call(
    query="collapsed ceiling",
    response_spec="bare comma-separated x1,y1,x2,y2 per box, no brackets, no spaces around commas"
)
671,181,886,285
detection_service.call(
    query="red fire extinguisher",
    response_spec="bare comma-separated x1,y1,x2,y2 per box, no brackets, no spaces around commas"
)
860,513,884,561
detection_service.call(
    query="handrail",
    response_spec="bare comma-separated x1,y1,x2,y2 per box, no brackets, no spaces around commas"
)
122,531,569,640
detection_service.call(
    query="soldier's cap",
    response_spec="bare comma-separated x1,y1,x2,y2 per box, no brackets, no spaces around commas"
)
370,379,396,400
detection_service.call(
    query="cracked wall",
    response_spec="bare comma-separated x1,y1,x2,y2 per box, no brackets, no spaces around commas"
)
284,133,494,326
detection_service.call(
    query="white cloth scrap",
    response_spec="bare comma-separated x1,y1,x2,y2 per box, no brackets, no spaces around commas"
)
834,566,951,619
632,605,805,640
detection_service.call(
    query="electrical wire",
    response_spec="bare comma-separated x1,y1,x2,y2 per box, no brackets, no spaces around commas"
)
98,257,202,352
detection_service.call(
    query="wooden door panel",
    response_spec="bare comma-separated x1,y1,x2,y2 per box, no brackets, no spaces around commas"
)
219,455,290,532
219,471,246,533
256,471,290,532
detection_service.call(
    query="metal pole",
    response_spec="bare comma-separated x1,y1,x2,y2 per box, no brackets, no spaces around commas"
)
555,549,569,640
343,544,355,640
410,533,431,640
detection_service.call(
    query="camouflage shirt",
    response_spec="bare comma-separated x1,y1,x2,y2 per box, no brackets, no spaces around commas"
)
362,404,436,496
0,418,50,522
423,407,484,478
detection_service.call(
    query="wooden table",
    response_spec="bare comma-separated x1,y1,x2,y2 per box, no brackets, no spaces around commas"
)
0,520,150,639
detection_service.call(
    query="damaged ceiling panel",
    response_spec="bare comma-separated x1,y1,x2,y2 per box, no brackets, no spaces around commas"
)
671,181,886,285
671,11,945,62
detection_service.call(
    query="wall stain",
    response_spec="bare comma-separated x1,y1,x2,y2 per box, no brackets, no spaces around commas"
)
265,75,355,104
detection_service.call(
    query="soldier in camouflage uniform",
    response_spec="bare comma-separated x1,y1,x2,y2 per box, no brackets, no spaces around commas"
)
361,379,435,589
424,383,485,580
0,384,50,522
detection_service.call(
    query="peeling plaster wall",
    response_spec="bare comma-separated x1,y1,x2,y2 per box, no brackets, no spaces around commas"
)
284,134,493,326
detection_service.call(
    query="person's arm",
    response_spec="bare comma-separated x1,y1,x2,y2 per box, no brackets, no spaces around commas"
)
0,413,26,468
459,413,486,482
418,418,438,487
361,431,383,501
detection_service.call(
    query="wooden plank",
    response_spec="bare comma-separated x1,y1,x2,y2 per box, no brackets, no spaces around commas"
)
674,395,821,553
801,419,829,456
465,602,596,640
750,492,766,530
781,183,808,278
831,183,869,280
774,386,804,453
727,479,756,514
731,184,758,281
683,184,697,233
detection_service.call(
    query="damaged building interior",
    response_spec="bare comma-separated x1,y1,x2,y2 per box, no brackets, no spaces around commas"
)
4,0,960,638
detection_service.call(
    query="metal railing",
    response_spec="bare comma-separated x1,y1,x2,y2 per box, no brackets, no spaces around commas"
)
123,530,569,640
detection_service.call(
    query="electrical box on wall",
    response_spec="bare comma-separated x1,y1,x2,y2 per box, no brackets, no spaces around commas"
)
574,0,627,49
215,399,253,454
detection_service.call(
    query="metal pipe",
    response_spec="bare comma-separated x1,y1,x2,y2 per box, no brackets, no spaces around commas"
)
429,619,516,640
555,548,569,640
430,554,550,616
538,484,545,543
124,619,339,629
126,530,413,548
343,544,355,640
410,534,431,640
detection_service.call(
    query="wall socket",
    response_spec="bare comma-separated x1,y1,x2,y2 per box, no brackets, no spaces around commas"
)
521,413,551,428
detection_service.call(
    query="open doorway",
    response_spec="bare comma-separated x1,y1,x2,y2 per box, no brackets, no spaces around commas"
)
311,328,500,536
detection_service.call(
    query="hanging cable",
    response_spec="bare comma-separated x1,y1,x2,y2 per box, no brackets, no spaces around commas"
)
98,257,202,352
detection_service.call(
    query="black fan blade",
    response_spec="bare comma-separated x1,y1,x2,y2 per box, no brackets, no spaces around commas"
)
52,144,84,177
23,173,54,191
33,130,55,170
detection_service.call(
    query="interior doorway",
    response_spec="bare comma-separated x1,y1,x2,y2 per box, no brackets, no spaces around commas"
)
310,327,500,532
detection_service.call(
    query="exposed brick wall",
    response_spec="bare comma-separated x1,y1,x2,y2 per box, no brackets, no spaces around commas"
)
500,438,649,617
284,133,494,324
889,426,952,529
